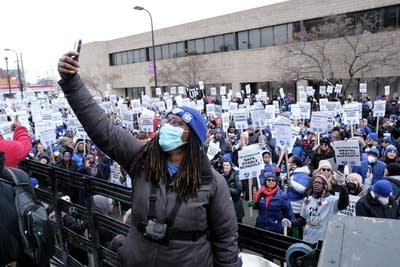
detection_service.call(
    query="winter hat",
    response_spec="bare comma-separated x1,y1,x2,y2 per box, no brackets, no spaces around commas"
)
346,173,362,186
63,151,72,157
263,172,278,186
366,133,378,142
371,180,393,197
366,147,380,157
30,178,39,188
382,135,393,144
316,174,329,187
385,145,398,155
317,160,332,171
165,106,207,145
320,135,331,145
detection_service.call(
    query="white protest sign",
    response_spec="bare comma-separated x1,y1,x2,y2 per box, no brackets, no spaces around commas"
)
244,98,250,107
0,122,13,140
306,86,315,96
373,100,386,117
170,86,177,95
232,109,248,130
264,105,276,124
279,88,285,98
359,83,367,94
131,99,142,114
298,102,311,120
336,194,360,216
310,111,331,133
229,102,238,111
110,162,122,185
245,84,251,95
140,115,154,132
75,126,89,140
385,86,390,96
320,101,341,116
274,117,292,149
299,91,307,103
156,87,162,96
326,85,334,94
221,98,230,110
122,111,134,129
273,101,280,113
250,108,267,128
319,86,326,96
333,140,361,166
198,81,204,90
220,86,226,96
166,99,173,111
175,95,183,106
207,141,221,161
38,128,57,149
210,87,217,96
221,113,230,132
178,86,185,95
197,99,205,111
238,144,264,180
342,103,361,125
334,84,343,93
0,114,8,123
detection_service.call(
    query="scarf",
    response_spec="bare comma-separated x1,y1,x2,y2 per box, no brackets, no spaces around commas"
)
254,186,279,208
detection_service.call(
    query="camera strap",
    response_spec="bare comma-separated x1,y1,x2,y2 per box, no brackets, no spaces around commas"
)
148,181,158,220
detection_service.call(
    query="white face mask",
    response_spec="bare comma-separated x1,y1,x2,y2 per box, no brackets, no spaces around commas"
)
368,156,377,164
377,197,389,206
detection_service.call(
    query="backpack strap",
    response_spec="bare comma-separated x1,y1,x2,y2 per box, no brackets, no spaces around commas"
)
147,180,158,220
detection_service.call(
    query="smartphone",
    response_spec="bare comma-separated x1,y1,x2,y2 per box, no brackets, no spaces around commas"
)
368,166,372,173
72,39,82,62
337,164,345,174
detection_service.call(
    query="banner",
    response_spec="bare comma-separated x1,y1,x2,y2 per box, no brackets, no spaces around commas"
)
333,140,361,166
186,87,201,99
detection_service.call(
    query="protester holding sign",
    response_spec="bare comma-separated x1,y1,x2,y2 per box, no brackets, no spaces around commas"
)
222,159,244,223
57,52,241,267
309,135,335,173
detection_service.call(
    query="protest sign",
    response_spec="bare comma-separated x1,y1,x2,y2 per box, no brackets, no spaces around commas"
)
207,141,221,161
222,97,230,110
319,86,326,96
245,84,251,95
206,104,222,117
273,100,280,113
274,118,292,149
238,144,264,180
198,81,204,90
250,108,267,127
385,85,390,96
122,111,134,129
264,105,276,124
373,100,386,117
170,86,177,95
334,84,343,93
210,87,217,96
326,85,334,94
75,126,89,141
230,102,238,111
156,87,162,96
140,115,154,132
306,86,315,96
38,127,57,148
336,193,360,216
0,122,13,140
110,162,122,185
220,86,226,95
221,112,230,132
359,83,367,93
342,103,361,125
279,88,285,98
178,86,185,95
333,140,361,166
232,109,248,130
310,111,331,133
186,87,201,99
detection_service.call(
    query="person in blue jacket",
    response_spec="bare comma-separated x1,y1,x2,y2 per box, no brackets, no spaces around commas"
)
252,172,295,234
365,147,386,185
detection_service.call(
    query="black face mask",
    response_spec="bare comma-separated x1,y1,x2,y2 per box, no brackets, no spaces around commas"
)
346,182,358,191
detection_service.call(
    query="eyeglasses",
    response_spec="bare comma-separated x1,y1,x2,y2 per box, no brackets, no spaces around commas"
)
266,178,276,182
320,168,331,172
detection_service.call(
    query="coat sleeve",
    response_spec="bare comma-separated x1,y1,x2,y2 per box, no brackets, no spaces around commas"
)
208,173,242,267
355,198,369,217
281,192,296,221
58,74,142,171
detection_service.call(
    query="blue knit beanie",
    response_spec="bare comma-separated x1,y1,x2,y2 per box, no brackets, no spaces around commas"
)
372,180,392,197
367,133,378,142
165,106,207,144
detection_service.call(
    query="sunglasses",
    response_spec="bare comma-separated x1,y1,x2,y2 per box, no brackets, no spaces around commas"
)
266,178,276,182
321,168,331,172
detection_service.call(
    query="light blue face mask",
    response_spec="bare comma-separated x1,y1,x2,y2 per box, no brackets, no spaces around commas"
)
158,123,187,152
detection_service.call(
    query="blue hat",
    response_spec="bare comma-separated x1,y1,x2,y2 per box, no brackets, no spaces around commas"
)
165,106,207,144
384,145,397,155
263,172,277,180
372,180,392,197
366,147,380,157
366,133,378,142
382,135,393,144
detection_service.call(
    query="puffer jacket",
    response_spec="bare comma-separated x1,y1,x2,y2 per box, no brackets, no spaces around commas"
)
287,166,310,202
254,188,295,234
59,74,242,267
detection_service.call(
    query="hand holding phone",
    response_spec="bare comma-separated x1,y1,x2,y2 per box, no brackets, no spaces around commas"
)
72,39,82,62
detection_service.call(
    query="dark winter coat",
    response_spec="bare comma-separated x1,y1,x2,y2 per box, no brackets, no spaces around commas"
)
59,74,241,267
356,190,400,219
309,147,335,173
223,170,245,221
254,188,295,234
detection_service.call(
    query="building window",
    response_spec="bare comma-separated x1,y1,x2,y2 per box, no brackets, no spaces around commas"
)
121,51,128,65
214,35,224,51
162,44,170,59
195,38,205,54
127,50,134,64
176,42,185,57
261,27,273,47
224,33,236,51
133,50,140,63
383,6,398,28
187,40,196,54
205,37,215,53
155,45,162,60
238,31,249,50
249,29,261,48
169,43,177,58
115,53,123,65
274,24,288,45
139,48,146,62
287,23,293,42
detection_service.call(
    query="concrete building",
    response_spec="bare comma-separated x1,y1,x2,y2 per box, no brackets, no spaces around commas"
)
79,0,400,100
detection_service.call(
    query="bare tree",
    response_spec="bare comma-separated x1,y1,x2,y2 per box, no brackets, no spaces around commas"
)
80,66,121,98
279,14,400,91
156,55,221,87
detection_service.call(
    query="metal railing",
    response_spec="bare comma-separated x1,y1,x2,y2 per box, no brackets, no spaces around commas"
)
20,159,319,267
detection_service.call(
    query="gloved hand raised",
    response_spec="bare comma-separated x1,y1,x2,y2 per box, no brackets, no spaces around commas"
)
247,200,254,208
281,218,292,228
334,170,346,186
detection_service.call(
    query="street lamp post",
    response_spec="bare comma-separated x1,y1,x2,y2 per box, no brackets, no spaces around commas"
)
4,49,23,98
134,6,158,89
4,57,11,94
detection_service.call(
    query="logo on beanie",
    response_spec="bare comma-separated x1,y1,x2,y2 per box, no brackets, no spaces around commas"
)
171,108,184,114
182,112,193,123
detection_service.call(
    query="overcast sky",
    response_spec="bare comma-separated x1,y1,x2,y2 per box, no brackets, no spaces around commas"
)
0,0,287,83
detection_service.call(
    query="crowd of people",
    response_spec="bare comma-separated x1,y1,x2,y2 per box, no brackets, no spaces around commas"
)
1,49,400,266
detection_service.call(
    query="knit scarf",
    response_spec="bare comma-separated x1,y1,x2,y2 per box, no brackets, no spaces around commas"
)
254,186,279,208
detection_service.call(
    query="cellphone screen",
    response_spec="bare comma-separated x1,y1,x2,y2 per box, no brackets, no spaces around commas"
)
73,39,82,61
337,165,345,173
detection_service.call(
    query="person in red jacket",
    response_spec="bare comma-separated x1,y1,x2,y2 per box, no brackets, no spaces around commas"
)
0,120,32,167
